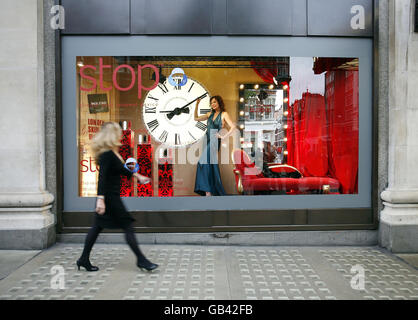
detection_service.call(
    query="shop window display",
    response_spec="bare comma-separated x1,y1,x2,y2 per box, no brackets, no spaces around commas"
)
77,56,359,197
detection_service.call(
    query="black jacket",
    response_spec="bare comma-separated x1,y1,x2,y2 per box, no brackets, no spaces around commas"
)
95,150,135,229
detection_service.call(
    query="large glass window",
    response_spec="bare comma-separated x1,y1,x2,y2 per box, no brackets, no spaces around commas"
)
76,56,359,198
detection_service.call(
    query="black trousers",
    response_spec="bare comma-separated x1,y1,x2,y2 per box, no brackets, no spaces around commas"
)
80,222,148,263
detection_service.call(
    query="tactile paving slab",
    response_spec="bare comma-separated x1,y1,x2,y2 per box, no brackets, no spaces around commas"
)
319,248,418,300
0,245,128,300
0,244,417,300
227,248,336,300
121,247,229,300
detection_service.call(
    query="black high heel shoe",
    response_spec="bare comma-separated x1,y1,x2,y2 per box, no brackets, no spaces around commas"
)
137,259,158,272
76,258,99,272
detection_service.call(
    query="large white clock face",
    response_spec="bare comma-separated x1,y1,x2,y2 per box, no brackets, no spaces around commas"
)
142,78,211,147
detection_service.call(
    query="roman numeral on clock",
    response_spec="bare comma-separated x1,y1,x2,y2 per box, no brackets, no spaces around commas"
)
147,119,159,132
196,121,207,131
148,96,159,101
158,84,168,94
175,133,181,145
159,130,168,143
145,106,156,113
188,82,195,93
199,108,211,114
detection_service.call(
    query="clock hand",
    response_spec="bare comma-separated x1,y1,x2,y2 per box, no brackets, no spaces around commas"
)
160,93,208,113
166,107,189,120
177,93,208,111
160,107,190,114
162,93,207,120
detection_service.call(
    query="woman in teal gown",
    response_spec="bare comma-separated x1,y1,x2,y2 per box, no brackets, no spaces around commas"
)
194,96,236,196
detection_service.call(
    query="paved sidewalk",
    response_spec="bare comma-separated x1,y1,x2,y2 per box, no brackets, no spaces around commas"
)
0,243,417,300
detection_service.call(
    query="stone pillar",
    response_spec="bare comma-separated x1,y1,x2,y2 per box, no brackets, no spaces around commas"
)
379,0,418,252
0,0,55,249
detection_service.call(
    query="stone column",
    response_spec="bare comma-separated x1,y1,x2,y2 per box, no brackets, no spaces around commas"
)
379,0,418,252
0,0,55,249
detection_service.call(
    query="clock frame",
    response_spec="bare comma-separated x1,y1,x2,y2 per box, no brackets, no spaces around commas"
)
142,77,211,147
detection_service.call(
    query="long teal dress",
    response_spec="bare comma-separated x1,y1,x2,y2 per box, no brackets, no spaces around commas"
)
194,111,227,196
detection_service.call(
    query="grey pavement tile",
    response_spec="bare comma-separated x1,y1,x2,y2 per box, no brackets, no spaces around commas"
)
395,254,418,269
318,247,418,300
226,247,358,300
0,250,41,280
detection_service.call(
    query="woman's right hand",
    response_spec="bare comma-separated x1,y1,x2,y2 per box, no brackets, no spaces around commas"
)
95,198,105,215
135,173,151,184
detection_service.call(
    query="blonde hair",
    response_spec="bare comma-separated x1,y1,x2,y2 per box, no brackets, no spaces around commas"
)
90,122,122,161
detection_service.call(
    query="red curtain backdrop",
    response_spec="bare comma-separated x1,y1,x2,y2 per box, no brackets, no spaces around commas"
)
326,70,359,193
288,93,328,177
286,104,295,166
287,99,300,170
302,93,329,177
287,68,359,193
250,61,278,84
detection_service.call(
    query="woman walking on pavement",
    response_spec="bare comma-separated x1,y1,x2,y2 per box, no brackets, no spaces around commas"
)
77,122,158,272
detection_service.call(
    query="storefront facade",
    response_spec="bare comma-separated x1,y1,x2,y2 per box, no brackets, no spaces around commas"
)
1,0,417,251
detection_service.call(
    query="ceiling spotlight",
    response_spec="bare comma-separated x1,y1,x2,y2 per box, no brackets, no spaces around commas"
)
77,61,84,67
269,84,274,90
283,84,289,90
239,84,245,90
239,97,245,103
254,84,259,89
239,110,245,116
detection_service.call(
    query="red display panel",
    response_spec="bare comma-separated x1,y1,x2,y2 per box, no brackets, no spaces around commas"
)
137,144,153,197
158,158,173,197
119,128,133,197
